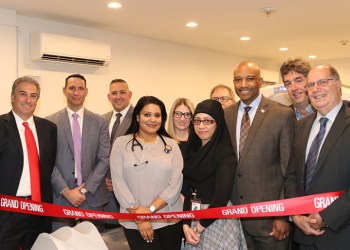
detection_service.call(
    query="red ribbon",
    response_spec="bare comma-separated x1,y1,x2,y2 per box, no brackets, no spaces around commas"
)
0,191,343,220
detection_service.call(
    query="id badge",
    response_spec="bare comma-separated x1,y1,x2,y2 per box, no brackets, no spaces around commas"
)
191,197,201,211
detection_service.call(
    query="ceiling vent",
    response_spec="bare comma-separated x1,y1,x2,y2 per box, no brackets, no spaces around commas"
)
30,32,111,67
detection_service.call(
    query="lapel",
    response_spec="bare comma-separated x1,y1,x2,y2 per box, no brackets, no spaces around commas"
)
240,96,269,162
313,104,350,177
33,116,44,160
116,105,133,138
59,109,74,154
4,112,23,158
230,104,239,156
81,109,92,155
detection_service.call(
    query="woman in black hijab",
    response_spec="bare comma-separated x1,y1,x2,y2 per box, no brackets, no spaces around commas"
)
182,99,247,249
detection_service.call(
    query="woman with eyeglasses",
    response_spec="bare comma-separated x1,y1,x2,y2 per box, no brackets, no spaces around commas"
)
110,96,183,250
167,98,195,154
182,99,247,249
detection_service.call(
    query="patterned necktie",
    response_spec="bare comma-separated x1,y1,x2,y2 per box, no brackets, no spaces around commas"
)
111,113,122,144
72,113,82,185
23,122,41,201
239,106,252,159
305,117,328,192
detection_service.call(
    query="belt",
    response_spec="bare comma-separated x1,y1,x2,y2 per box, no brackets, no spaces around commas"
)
16,196,31,200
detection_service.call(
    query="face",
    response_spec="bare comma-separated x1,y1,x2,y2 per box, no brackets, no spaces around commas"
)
63,77,88,111
11,82,39,121
173,104,192,131
283,71,309,108
108,82,132,112
233,63,262,105
307,66,341,115
137,103,162,137
193,113,217,146
211,87,235,108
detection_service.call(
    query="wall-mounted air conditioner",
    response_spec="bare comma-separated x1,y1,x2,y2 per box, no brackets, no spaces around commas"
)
30,32,111,67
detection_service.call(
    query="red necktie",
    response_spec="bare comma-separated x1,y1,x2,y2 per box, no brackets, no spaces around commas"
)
23,122,41,201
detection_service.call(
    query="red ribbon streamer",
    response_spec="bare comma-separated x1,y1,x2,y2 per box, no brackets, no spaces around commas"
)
0,192,343,220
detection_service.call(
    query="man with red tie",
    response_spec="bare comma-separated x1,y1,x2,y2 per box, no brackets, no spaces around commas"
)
0,76,57,249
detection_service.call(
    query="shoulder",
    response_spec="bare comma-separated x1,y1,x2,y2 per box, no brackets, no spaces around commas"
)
102,111,113,120
34,116,57,129
46,109,65,121
85,109,107,123
263,97,294,115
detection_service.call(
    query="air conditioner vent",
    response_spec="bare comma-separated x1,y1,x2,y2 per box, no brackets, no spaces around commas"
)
41,54,106,66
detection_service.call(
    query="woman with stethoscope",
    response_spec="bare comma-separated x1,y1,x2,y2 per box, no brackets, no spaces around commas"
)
110,96,184,250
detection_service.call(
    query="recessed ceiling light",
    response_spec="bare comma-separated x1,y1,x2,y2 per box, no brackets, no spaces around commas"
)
279,47,288,51
240,36,251,41
186,22,198,28
108,2,122,9
308,55,317,59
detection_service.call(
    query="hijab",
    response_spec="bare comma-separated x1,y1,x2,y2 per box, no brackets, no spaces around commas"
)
183,99,235,181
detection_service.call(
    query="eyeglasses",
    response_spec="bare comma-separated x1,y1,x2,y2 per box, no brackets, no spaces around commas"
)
233,76,256,84
192,119,216,125
174,111,192,119
305,78,335,90
211,96,233,103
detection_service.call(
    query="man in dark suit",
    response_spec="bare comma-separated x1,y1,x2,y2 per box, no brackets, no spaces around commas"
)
47,74,110,231
224,61,296,250
292,65,350,249
280,58,314,120
102,78,133,228
0,76,57,249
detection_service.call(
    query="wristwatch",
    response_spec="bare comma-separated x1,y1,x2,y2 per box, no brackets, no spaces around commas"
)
80,187,88,195
149,205,156,213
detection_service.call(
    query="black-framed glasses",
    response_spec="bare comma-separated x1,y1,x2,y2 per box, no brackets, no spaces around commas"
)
174,111,192,119
211,96,233,103
192,119,215,125
305,78,335,90
233,76,256,84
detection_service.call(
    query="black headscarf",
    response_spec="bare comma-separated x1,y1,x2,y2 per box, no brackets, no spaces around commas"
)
183,99,234,181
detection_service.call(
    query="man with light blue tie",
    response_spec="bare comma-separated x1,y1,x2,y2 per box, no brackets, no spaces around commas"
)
47,74,110,231
292,65,350,249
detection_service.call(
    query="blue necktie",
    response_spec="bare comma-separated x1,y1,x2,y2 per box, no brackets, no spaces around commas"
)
305,117,328,192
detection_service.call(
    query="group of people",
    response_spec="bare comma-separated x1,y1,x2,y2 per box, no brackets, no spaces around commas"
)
0,58,350,250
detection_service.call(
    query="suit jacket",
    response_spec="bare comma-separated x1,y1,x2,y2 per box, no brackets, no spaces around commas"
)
0,111,57,231
224,96,297,236
47,108,110,208
294,103,350,249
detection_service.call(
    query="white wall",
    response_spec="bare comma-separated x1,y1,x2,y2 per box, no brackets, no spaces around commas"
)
0,9,284,118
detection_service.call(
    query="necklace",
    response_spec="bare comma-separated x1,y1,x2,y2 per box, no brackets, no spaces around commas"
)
142,137,159,151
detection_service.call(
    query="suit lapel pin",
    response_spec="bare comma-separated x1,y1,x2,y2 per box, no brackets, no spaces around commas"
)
261,109,265,113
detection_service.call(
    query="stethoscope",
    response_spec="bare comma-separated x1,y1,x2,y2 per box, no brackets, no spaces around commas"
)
131,133,172,153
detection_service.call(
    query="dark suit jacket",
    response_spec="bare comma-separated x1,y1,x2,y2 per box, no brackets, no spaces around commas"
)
47,108,110,208
294,103,350,249
0,111,57,232
224,96,297,236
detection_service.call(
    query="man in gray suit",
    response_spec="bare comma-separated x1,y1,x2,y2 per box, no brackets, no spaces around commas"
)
47,74,110,231
102,79,133,228
224,61,296,250
292,65,350,249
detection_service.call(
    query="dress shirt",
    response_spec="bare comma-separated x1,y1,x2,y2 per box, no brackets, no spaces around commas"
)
108,104,130,135
236,94,262,157
305,101,343,162
294,104,314,121
12,112,39,197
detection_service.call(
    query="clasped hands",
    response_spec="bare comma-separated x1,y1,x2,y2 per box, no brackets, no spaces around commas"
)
183,222,205,246
292,213,326,236
130,205,155,243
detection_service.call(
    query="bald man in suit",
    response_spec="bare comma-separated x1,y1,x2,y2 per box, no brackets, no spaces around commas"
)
102,79,133,228
292,65,350,249
0,76,57,249
47,74,110,231
224,61,296,250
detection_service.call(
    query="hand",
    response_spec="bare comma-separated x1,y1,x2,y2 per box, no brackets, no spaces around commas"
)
62,183,86,207
137,221,154,243
105,178,113,192
292,215,325,236
269,219,290,240
309,213,326,230
183,224,200,246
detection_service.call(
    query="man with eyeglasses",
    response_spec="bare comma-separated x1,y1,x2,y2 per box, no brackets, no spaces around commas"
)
280,58,315,120
292,65,350,249
224,61,296,250
210,84,235,108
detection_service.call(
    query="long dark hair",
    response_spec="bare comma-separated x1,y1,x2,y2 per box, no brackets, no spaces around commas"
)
127,96,170,137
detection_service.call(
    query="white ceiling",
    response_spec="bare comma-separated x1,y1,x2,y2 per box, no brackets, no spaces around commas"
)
0,0,349,63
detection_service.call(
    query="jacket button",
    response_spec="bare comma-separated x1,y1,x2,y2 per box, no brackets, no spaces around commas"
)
237,173,242,177
240,195,243,199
